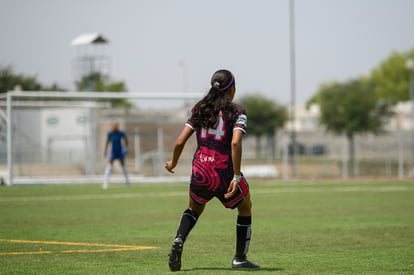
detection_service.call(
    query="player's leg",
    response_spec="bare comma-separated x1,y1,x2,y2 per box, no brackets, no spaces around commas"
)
176,198,205,241
103,159,114,189
216,175,258,268
119,158,129,186
233,190,259,268
169,197,205,272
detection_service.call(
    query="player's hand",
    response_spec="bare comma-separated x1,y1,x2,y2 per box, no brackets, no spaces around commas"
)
224,180,239,199
165,161,176,173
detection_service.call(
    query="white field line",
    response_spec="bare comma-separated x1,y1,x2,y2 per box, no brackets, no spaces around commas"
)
0,185,412,203
253,185,413,194
11,176,190,185
0,191,186,202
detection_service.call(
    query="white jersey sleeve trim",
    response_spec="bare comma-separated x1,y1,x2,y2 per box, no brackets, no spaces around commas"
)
233,127,246,134
185,123,194,130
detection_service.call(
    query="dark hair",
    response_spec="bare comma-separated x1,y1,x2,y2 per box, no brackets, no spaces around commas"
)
190,69,237,129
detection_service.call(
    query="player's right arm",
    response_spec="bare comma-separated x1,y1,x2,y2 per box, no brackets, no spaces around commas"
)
225,108,247,199
165,126,194,173
225,129,244,198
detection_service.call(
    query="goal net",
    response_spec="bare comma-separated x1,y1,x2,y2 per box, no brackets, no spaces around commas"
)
1,91,200,185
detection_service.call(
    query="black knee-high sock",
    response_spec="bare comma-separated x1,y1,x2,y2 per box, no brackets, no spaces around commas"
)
235,215,252,259
175,209,198,242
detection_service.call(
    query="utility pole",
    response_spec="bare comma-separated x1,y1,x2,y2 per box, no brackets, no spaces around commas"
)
289,0,298,177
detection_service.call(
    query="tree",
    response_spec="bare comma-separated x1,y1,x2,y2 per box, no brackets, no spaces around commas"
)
309,48,414,106
238,94,288,158
0,65,65,93
370,49,414,103
315,78,393,176
75,72,132,108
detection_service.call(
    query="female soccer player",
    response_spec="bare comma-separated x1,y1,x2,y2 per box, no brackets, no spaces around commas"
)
103,122,129,189
165,69,259,271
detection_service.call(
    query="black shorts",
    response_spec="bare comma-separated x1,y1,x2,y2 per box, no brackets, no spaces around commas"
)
189,176,250,209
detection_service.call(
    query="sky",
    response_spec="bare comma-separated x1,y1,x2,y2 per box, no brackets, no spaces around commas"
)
1,0,414,109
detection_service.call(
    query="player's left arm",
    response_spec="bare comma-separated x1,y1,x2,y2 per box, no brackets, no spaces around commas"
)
165,125,194,173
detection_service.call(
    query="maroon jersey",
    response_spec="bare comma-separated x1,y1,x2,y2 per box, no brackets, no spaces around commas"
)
185,103,248,208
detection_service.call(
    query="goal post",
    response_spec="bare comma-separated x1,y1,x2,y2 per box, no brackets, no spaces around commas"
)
4,90,201,186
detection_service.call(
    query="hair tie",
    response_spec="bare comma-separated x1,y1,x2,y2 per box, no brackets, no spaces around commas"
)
218,75,234,91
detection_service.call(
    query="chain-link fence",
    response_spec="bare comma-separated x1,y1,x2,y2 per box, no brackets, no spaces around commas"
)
0,99,413,184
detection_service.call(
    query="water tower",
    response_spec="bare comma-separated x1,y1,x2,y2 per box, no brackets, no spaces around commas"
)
71,33,110,91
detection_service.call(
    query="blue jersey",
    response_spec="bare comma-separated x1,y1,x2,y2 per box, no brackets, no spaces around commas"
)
107,130,126,160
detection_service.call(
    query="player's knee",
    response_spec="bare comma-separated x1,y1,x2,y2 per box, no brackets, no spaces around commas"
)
237,198,252,216
189,199,205,217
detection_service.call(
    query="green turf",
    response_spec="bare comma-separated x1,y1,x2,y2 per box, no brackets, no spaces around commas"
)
0,180,413,274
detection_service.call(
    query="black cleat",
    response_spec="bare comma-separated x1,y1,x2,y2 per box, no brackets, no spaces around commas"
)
168,238,183,272
232,257,260,269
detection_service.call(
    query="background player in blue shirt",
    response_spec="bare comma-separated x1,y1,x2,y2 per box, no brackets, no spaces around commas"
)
165,69,259,271
103,122,129,189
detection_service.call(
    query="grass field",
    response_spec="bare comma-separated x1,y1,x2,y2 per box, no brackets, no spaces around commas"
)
0,180,413,274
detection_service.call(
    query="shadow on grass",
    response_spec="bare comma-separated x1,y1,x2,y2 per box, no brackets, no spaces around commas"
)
183,267,283,272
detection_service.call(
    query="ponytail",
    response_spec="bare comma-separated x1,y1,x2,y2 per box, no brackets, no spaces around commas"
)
190,70,237,129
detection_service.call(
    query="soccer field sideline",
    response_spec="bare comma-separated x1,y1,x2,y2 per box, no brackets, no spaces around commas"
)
8,175,191,185
1,181,412,202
